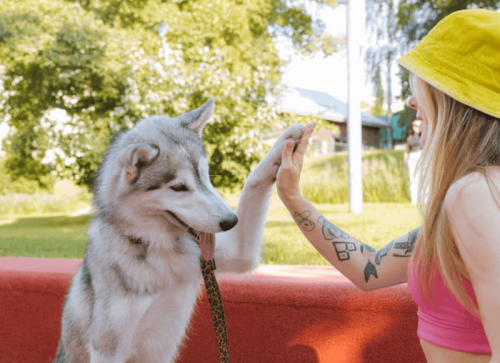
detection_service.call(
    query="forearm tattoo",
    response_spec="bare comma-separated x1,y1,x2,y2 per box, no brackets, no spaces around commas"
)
360,243,376,254
365,226,420,282
375,241,394,265
364,260,378,282
333,242,357,261
317,216,350,240
393,227,420,257
292,210,420,284
292,211,316,232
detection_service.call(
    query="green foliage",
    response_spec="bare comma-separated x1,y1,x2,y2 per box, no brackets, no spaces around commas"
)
301,150,410,203
367,64,386,117
0,157,55,194
0,158,91,213
397,0,500,46
0,192,90,215
0,0,339,191
397,104,417,129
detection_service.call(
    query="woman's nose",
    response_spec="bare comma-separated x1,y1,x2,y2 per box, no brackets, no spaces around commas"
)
406,96,417,110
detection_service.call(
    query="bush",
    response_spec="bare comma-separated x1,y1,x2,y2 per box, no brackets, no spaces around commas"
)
0,157,56,195
300,150,411,204
0,191,91,215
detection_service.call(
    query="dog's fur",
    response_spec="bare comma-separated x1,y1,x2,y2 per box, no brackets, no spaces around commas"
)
53,99,304,363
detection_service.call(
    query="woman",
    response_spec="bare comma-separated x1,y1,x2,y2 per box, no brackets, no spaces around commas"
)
276,9,500,363
405,118,423,205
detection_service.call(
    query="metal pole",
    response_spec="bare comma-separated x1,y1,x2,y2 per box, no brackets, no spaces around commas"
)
346,0,364,213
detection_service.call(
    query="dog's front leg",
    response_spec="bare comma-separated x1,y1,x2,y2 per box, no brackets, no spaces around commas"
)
88,294,153,363
215,124,306,273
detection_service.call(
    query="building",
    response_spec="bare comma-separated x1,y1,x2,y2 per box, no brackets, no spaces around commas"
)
277,87,389,153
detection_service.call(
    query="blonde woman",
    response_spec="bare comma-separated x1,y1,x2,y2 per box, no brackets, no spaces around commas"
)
276,9,500,363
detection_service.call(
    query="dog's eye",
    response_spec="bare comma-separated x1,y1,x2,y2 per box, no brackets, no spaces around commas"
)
170,184,189,192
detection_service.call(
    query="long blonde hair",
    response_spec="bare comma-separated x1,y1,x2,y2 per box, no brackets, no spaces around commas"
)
409,74,500,318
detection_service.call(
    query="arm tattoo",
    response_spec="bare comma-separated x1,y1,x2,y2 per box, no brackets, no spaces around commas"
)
317,215,350,240
364,259,378,282
360,243,376,254
393,226,420,258
292,210,315,232
333,242,357,261
375,241,394,265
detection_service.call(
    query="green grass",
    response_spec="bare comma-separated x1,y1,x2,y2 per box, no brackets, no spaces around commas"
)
0,214,92,258
0,150,419,263
0,200,421,264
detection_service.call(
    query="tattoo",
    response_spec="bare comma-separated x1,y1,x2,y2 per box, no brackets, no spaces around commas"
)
375,241,394,265
364,260,378,282
333,242,357,261
317,216,350,240
393,227,420,257
293,210,315,232
360,243,376,254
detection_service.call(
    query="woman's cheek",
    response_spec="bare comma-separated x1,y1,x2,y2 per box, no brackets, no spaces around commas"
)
420,121,428,146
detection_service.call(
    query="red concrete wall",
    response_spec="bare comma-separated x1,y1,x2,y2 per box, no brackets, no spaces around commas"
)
0,258,426,363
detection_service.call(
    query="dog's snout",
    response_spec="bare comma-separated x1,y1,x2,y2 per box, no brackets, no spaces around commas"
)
219,215,238,231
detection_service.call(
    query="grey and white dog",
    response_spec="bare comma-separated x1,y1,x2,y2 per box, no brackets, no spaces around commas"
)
53,99,304,363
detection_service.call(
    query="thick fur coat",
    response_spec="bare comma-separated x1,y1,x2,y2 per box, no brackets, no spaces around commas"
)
53,99,304,363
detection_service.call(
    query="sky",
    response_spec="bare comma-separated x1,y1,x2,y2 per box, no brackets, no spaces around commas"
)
278,2,403,108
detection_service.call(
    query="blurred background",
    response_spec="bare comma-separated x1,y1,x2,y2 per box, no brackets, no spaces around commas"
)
0,0,498,262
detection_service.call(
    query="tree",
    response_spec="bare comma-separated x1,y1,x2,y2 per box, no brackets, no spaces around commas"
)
0,0,340,192
364,0,398,148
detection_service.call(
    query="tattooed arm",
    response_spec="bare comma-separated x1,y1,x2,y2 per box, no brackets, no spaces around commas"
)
287,197,420,291
275,122,419,291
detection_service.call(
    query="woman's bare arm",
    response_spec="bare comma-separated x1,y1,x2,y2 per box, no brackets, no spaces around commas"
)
283,196,420,291
276,123,419,291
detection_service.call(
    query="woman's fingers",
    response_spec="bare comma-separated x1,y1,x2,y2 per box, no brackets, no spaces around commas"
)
281,122,316,170
294,122,316,161
281,140,295,169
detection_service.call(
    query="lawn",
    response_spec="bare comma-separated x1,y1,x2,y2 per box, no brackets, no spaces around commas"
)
0,195,421,264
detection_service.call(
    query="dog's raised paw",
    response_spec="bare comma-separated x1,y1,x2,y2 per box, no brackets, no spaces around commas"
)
270,123,306,162
276,123,306,146
247,124,307,187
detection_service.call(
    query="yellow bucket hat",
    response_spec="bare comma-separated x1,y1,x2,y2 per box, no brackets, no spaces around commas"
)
398,9,500,119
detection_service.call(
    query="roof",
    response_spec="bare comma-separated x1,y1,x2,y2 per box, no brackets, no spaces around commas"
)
277,87,389,128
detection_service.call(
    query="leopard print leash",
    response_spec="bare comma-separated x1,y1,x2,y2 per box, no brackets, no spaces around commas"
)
200,257,231,363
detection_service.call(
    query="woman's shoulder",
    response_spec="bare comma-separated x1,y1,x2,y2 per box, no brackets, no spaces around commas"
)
444,169,500,217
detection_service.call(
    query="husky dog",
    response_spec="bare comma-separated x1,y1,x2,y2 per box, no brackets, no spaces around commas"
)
53,99,305,363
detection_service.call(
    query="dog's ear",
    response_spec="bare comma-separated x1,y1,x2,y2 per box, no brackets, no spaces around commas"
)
122,143,159,185
178,99,214,137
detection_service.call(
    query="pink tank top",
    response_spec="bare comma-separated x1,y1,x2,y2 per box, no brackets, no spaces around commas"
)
407,263,491,354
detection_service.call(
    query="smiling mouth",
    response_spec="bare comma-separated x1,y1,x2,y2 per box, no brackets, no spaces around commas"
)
166,211,216,260
166,211,199,240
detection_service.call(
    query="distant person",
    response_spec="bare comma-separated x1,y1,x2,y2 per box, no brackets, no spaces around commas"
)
276,9,500,363
405,118,423,205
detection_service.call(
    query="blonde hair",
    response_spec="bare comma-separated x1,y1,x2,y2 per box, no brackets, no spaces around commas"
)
409,74,500,318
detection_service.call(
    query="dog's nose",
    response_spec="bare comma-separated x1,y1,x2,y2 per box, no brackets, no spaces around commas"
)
219,215,238,231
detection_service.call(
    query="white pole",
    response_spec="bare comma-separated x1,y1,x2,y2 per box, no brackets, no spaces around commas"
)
346,0,364,213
